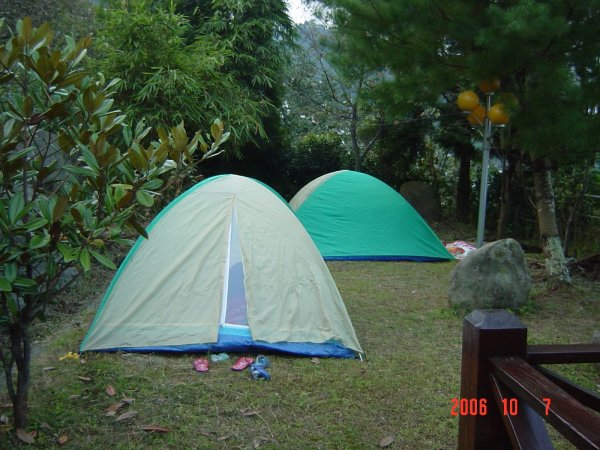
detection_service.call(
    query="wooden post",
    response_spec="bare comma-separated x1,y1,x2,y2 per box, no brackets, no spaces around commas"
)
458,309,527,450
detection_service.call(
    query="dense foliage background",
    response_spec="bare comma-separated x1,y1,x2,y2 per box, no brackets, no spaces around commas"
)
3,1,600,266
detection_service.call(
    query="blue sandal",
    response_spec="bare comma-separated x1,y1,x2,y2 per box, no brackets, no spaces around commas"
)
249,364,271,380
254,354,270,369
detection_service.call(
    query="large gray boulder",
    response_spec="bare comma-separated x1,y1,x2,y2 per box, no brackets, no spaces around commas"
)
399,181,442,222
449,238,531,312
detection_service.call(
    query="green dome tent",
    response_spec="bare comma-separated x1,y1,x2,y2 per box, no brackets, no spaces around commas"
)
81,175,363,358
289,170,453,261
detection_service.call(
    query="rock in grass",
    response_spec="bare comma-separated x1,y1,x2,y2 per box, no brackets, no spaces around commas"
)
448,238,531,313
400,181,441,222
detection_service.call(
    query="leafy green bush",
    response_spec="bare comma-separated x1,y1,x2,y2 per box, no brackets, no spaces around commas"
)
0,17,227,432
93,0,269,147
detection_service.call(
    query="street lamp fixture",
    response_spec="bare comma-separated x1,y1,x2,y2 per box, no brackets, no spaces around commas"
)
457,77,509,248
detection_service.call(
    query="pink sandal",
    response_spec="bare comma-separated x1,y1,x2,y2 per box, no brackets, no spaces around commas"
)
231,357,253,371
193,358,209,373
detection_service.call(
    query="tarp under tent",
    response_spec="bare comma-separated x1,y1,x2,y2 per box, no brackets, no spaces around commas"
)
289,170,453,262
80,175,363,358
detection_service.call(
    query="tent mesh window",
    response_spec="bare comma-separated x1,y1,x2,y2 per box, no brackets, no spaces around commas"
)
222,207,249,327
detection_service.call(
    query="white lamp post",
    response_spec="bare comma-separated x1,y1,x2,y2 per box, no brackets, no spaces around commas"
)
457,78,509,248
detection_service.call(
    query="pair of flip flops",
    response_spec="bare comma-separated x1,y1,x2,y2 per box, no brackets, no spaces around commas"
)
193,356,256,373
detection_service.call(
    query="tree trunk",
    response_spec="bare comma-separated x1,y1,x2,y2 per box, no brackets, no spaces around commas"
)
531,157,572,285
563,163,591,257
8,318,32,429
350,103,361,171
455,150,471,223
496,155,515,239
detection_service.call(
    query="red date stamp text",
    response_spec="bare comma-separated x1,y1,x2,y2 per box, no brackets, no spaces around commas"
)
450,397,551,416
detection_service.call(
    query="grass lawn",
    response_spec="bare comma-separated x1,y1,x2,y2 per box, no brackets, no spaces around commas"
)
1,259,599,448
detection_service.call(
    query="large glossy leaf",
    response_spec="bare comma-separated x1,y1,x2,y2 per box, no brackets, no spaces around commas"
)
4,263,17,283
80,145,99,170
135,190,154,207
7,146,34,163
141,179,162,190
89,250,116,270
79,248,91,271
24,217,48,232
0,278,11,292
211,119,224,141
64,164,98,177
52,197,69,224
46,257,57,279
58,132,75,153
16,17,33,42
6,294,18,316
29,234,50,249
57,243,78,263
8,192,25,225
122,126,132,146
57,71,88,89
13,277,36,287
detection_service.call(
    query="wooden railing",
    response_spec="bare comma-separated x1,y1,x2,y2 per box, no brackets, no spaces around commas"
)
457,309,600,449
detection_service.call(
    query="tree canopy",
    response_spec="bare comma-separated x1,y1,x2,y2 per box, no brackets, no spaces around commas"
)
93,0,269,146
315,0,600,160
174,0,296,193
315,0,600,283
1,0,95,41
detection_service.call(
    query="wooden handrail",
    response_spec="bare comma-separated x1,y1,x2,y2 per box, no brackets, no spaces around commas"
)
527,344,600,364
489,374,553,450
491,356,600,449
457,309,600,450
534,366,600,413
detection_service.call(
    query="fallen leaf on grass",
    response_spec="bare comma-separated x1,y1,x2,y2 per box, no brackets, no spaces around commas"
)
240,408,259,417
105,402,126,413
379,435,394,448
310,357,320,365
199,429,212,437
106,385,116,396
57,434,69,445
40,422,52,431
16,428,35,444
77,376,92,382
43,366,56,371
69,395,81,400
141,424,170,433
115,410,138,421
217,435,231,441
121,398,135,404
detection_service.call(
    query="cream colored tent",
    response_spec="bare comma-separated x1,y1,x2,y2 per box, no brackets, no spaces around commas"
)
80,175,362,358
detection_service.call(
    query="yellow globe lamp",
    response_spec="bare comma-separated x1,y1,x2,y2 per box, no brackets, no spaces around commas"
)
457,90,480,111
467,104,486,126
478,77,501,94
488,103,509,125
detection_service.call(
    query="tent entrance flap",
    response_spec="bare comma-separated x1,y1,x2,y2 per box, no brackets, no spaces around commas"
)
220,207,249,327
